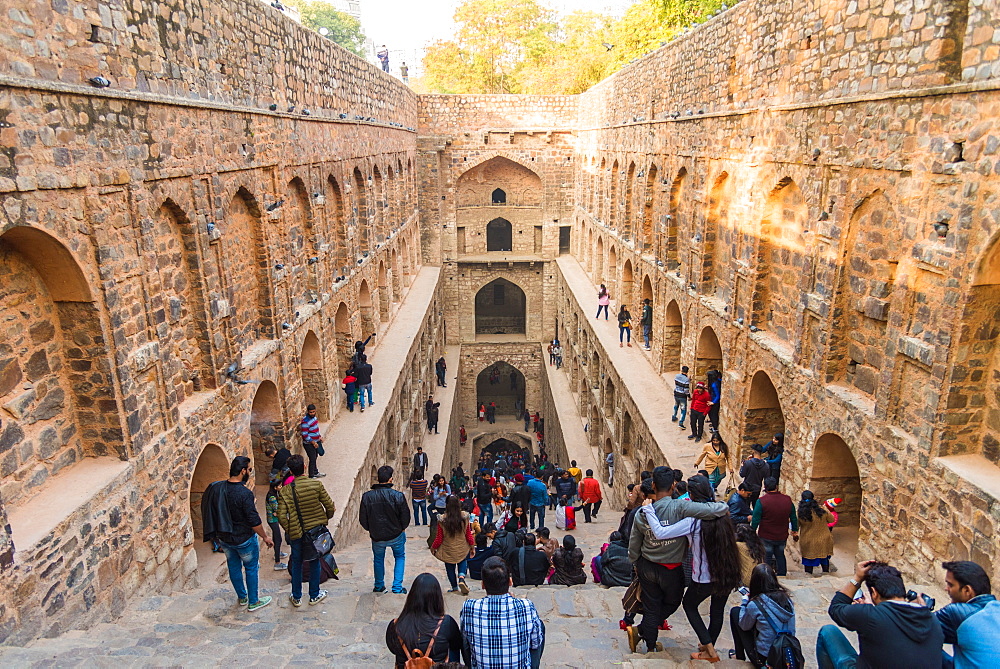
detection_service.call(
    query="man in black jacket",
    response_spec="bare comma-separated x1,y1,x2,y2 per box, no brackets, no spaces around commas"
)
818,560,944,669
508,474,531,512
359,465,411,594
509,532,550,586
738,444,770,506
353,354,374,412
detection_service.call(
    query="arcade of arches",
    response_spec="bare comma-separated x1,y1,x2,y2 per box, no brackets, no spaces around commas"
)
1,0,999,645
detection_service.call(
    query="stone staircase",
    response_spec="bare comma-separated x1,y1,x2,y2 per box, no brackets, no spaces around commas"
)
0,507,874,668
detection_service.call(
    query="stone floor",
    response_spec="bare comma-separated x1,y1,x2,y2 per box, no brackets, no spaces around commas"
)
0,498,887,668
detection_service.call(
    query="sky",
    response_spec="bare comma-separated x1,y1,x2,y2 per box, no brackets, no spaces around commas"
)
360,0,636,58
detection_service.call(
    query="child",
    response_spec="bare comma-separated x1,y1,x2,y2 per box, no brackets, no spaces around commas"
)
341,369,358,412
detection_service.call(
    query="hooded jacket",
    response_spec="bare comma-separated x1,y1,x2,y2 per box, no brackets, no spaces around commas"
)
599,540,633,587
828,591,945,669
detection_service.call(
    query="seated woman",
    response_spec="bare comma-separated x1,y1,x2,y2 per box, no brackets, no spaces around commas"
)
730,563,796,666
384,573,462,668
550,535,587,586
504,503,528,533
596,531,633,587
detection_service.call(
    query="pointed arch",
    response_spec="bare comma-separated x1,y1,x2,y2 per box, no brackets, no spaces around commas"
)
642,164,659,252
623,162,636,241
694,326,722,380
476,361,526,418
327,175,348,276
662,300,682,372
665,167,686,269
226,186,273,344
334,301,353,373
703,171,732,296
359,279,376,334
609,160,620,230
377,260,390,322
753,177,809,340
249,380,283,485
353,166,370,255
300,331,330,421
475,278,526,335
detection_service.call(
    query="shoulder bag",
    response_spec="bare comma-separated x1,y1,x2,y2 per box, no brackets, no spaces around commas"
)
290,481,334,557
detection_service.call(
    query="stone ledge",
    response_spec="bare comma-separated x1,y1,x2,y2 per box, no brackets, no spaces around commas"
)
936,454,1000,501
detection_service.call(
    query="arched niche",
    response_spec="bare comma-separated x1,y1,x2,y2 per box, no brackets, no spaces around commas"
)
352,166,370,254
595,236,605,283
622,259,634,307
250,380,283,485
754,177,808,340
286,177,315,299
475,278,526,336
641,275,653,303
662,300,683,372
326,175,348,274
358,279,377,335
486,218,513,252
694,326,722,380
623,162,636,240
665,167,686,269
811,433,863,537
641,165,658,251
621,411,633,455
703,171,731,296
226,187,272,344
742,371,784,454
377,260,390,322
189,443,230,543
300,331,330,421
334,301,353,374
476,362,526,418
492,188,507,204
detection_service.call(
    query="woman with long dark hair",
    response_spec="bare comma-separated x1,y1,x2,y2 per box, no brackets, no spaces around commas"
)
551,535,587,585
730,563,796,665
694,432,730,492
617,304,633,347
385,573,462,667
596,284,610,320
639,475,742,661
735,523,766,587
431,495,475,594
503,503,528,533
797,490,835,574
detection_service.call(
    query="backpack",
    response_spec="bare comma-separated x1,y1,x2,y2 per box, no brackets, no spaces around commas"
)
757,599,804,669
396,616,444,669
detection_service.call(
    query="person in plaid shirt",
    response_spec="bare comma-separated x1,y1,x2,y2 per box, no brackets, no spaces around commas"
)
460,556,544,668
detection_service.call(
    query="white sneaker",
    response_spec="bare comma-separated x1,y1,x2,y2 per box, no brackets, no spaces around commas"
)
274,562,288,571
309,590,328,605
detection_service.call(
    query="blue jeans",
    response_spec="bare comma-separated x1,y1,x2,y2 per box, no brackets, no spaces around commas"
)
289,536,321,601
672,395,687,424
762,538,788,575
529,504,545,529
596,304,608,319
412,499,428,525
619,326,631,343
531,621,546,669
372,532,406,592
445,558,469,589
359,383,373,407
478,503,493,526
643,324,651,348
218,535,261,604
816,624,858,669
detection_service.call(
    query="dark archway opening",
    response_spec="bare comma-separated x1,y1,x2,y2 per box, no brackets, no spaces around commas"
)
486,218,512,251
811,433,862,564
475,278,526,335
483,438,522,456
695,326,723,380
250,380,283,485
476,362,526,419
491,188,507,205
742,371,785,457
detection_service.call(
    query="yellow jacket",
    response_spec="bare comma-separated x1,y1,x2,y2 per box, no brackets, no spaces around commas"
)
694,444,728,473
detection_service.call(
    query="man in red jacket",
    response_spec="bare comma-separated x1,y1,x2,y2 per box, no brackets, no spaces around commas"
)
578,469,603,523
751,477,798,575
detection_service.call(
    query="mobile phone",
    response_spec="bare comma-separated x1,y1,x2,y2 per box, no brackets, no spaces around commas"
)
738,586,749,596
853,588,865,601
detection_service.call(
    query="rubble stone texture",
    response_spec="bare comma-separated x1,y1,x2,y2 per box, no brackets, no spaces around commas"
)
0,0,998,653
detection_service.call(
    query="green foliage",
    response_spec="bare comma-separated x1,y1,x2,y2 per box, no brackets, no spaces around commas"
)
288,0,367,58
422,0,732,95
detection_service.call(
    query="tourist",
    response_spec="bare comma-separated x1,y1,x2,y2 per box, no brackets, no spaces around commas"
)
818,560,944,669
618,480,652,541
639,476,742,662
265,480,288,570
578,469,603,522
265,444,292,483
385,573,462,667
524,408,531,431
299,403,326,478
413,445,429,474
460,556,545,668
751,477,798,576
426,396,440,434
435,356,447,387
550,535,587,586
627,466,729,654
276,454,335,607
409,468,429,526
555,469,578,505
694,432,729,491
730,563,796,665
617,304,633,347
431,474,451,519
706,369,722,433
640,298,653,350
509,532,550,586
342,368,358,412
526,473,548,529
359,465,411,594
352,333,375,368
508,473,532,515
478,403,486,422
935,560,999,668
354,353,374,411
596,530,632,587
797,490,835,574
672,365,690,429
377,44,389,72
399,61,409,83
766,432,784,484
460,424,468,448
503,503,528,533
567,459,583,483
476,471,495,526
688,381,711,442
605,451,615,486
596,283,610,319
735,522,766,586
548,339,556,365
552,341,563,369
431,495,476,594
487,401,496,423
739,444,770,506
534,526,558,561
200,455,274,611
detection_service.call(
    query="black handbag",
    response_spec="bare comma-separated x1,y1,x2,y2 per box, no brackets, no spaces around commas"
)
290,482,334,557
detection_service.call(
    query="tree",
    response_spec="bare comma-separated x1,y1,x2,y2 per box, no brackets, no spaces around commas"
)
288,0,366,58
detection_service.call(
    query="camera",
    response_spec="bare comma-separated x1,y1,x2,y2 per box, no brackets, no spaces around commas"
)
905,590,935,611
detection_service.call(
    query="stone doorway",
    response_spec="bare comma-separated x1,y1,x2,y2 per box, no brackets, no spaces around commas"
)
662,300,682,372
486,218,512,251
476,362,525,419
300,331,330,421
810,433,862,562
694,325,722,381
189,443,230,567
742,371,784,456
475,278,526,335
250,381,283,485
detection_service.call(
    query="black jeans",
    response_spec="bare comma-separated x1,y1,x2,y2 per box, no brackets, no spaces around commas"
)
581,500,602,522
635,557,685,647
690,410,706,439
730,606,764,665
268,520,284,562
708,403,720,431
303,442,319,477
682,581,727,645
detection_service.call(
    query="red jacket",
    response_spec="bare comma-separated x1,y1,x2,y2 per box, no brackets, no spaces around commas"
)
690,389,711,413
579,477,602,503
